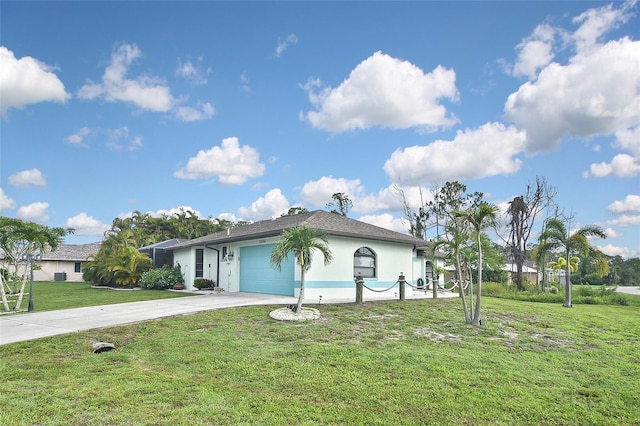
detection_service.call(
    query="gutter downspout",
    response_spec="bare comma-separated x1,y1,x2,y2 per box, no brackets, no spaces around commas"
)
205,245,220,288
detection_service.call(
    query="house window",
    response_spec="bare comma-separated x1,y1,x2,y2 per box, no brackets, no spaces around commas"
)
74,262,82,273
354,247,376,278
195,249,204,278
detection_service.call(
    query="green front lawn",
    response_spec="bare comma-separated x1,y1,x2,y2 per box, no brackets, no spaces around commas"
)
1,297,638,425
2,281,195,313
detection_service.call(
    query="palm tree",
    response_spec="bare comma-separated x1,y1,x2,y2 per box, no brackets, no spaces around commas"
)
270,225,333,313
456,202,499,326
432,217,472,324
538,218,606,307
548,256,580,283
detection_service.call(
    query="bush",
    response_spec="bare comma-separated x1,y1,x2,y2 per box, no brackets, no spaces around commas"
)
140,265,184,290
193,278,215,289
481,282,507,296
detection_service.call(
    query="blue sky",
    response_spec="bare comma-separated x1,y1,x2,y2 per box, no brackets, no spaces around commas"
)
1,1,639,258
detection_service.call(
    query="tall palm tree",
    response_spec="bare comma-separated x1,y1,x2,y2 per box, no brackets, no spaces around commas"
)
456,202,499,326
538,218,606,307
270,225,333,313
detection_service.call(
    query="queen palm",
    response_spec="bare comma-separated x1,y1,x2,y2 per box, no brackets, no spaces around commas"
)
456,202,499,326
548,256,580,283
270,225,333,314
538,218,606,307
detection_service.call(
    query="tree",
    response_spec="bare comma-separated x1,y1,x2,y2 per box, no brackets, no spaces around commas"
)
0,217,71,312
503,177,556,290
538,218,606,307
282,207,309,216
456,202,499,326
326,192,352,216
432,217,472,323
270,225,333,313
547,256,580,283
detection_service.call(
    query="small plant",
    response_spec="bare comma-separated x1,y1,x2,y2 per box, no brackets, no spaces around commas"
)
140,265,184,290
193,278,215,289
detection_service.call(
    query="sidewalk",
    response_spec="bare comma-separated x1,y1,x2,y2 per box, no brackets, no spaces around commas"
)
0,290,457,346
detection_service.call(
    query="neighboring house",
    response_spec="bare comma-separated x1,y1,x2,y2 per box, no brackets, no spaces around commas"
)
168,210,444,300
503,263,539,286
33,243,102,282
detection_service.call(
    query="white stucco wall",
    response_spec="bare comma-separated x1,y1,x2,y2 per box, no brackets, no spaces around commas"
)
172,235,438,300
33,261,86,282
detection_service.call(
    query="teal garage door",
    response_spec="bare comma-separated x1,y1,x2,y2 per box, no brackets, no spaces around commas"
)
239,244,295,296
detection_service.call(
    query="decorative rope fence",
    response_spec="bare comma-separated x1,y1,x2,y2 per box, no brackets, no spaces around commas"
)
354,273,459,303
354,273,413,303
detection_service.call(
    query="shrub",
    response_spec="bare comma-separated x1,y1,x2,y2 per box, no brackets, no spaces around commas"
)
193,278,215,289
140,265,184,290
481,282,506,296
606,292,630,306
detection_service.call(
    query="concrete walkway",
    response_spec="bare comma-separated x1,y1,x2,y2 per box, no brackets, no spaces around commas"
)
0,289,456,346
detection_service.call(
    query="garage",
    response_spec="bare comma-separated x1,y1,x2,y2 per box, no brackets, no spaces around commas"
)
239,244,296,296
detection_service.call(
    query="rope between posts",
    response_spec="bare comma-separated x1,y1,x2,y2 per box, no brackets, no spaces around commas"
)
361,280,400,293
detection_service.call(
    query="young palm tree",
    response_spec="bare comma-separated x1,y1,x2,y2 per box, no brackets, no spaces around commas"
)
538,218,606,307
456,202,499,326
270,225,333,314
432,217,472,324
548,256,580,283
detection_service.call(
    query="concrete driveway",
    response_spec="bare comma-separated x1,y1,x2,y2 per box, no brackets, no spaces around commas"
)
615,286,640,296
0,292,296,346
0,289,456,346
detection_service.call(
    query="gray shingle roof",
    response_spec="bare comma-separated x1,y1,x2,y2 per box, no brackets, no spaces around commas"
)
41,242,102,261
167,210,433,250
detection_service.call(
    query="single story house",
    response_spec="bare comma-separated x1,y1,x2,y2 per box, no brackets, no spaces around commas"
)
33,242,102,282
168,210,444,300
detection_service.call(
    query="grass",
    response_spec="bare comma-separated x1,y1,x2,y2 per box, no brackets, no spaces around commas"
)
1,281,195,313
1,297,638,425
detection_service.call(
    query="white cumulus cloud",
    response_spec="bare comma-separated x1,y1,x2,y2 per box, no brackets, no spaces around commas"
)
0,46,70,116
174,102,215,122
585,126,640,178
302,51,459,133
510,23,558,80
0,188,16,211
8,168,46,187
608,195,640,213
64,213,110,236
78,42,174,112
300,176,365,208
238,188,290,220
505,1,640,154
384,122,526,186
78,42,214,122
174,137,266,185
597,243,638,259
17,201,50,222
358,213,410,235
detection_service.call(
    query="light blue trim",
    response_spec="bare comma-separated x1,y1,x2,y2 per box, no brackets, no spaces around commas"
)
302,280,397,289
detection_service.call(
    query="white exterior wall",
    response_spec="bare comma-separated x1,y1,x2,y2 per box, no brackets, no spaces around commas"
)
173,236,431,300
300,236,420,301
33,261,85,282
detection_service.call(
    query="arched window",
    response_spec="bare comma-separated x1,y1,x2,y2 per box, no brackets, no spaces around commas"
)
354,247,376,278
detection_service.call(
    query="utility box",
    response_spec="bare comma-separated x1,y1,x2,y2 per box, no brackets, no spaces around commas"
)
54,272,67,281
